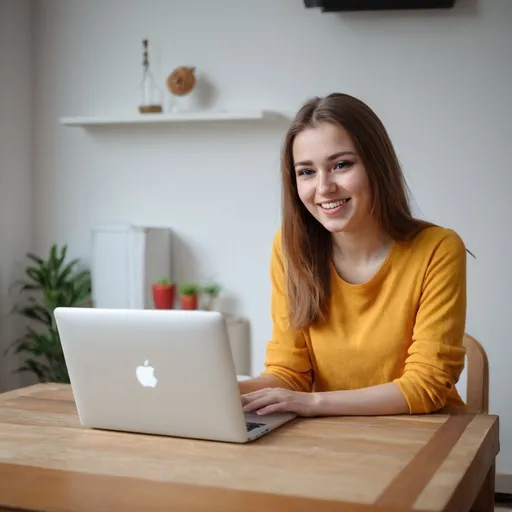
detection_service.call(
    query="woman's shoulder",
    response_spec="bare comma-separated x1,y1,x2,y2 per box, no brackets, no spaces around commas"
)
271,227,284,256
272,227,283,244
269,227,285,271
402,224,467,262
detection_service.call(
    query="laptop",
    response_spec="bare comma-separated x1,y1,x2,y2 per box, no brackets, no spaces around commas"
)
53,307,296,443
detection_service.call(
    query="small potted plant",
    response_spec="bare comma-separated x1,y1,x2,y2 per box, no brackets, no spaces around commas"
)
201,283,222,311
179,282,199,310
152,279,175,309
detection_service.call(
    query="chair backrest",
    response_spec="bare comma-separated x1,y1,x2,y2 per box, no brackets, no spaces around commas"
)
462,333,489,414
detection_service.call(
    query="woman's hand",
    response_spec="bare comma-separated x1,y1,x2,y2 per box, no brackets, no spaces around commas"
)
242,387,319,417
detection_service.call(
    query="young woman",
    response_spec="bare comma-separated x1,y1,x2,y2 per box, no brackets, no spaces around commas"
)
240,93,467,417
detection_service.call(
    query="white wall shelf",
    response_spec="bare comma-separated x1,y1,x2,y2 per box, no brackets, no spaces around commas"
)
60,109,288,127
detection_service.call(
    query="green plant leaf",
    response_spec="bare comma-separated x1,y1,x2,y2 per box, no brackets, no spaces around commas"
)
14,330,60,358
16,359,50,381
25,266,46,286
202,284,221,296
179,282,199,296
16,305,53,326
20,284,41,292
57,245,68,269
26,253,44,265
8,244,91,383
56,258,80,286
50,245,58,270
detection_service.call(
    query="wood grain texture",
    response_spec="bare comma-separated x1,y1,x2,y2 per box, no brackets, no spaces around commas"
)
0,384,499,512
0,462,399,512
417,415,499,511
375,414,476,508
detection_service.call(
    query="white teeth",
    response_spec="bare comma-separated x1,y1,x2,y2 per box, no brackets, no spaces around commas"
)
321,199,348,209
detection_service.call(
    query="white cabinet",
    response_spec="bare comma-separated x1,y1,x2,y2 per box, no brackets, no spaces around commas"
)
91,224,171,309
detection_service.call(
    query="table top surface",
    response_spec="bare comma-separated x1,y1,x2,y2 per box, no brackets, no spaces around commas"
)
0,383,499,512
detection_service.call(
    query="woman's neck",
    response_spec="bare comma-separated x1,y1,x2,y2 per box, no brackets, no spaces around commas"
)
331,220,393,264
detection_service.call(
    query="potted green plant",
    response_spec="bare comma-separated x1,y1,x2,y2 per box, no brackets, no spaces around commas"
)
201,283,221,311
179,282,199,310
152,278,175,309
6,244,91,383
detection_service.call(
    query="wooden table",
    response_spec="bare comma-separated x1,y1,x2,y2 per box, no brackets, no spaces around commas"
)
0,384,499,512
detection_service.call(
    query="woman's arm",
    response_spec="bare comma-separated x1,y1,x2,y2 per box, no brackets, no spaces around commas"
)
259,229,314,392
315,382,409,416
393,231,467,414
242,382,409,416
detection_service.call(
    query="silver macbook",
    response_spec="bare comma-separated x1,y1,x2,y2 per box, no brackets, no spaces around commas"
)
54,307,295,443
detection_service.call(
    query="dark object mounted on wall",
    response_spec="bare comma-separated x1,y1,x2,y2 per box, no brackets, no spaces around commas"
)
303,0,456,11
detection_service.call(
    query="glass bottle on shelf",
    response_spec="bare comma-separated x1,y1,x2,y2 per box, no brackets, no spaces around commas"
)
138,39,162,114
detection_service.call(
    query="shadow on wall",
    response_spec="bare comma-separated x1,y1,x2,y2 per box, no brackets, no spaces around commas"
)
169,231,240,317
190,70,219,111
169,232,201,286
170,231,253,376
79,116,292,147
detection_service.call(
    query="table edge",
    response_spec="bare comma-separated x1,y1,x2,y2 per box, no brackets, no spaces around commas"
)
0,462,399,512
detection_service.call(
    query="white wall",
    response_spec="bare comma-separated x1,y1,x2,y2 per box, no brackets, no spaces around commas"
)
32,0,512,473
0,0,33,391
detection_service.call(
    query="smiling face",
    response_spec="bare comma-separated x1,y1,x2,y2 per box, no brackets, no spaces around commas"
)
292,122,373,234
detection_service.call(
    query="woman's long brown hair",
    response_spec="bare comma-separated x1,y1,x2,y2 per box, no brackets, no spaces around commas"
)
281,93,433,330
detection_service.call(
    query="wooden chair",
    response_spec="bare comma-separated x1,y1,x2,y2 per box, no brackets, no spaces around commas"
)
463,333,489,414
462,335,494,512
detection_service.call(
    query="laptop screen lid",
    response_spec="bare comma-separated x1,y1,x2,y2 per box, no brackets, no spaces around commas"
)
54,307,250,442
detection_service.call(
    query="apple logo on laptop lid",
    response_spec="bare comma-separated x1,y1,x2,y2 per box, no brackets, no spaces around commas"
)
136,359,158,388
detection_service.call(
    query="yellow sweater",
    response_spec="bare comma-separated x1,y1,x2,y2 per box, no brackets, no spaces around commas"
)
263,226,467,414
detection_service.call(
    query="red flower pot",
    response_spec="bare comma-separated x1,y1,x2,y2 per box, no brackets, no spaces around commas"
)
152,283,175,309
181,294,198,310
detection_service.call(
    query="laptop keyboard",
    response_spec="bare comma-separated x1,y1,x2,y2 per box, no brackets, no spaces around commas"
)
246,421,265,432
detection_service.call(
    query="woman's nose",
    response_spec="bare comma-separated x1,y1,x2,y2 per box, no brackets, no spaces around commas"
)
317,171,337,195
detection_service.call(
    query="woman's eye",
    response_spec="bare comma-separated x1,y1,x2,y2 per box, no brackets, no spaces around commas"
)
335,161,351,170
298,169,315,177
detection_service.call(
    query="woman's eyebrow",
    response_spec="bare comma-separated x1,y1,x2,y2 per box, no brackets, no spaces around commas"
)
294,151,356,168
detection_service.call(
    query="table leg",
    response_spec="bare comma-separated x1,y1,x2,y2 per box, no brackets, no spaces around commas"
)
470,462,495,512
